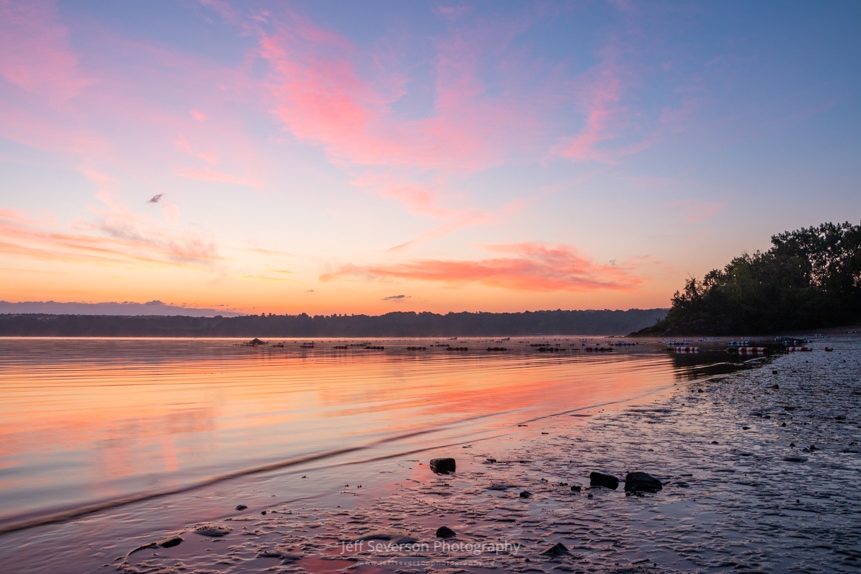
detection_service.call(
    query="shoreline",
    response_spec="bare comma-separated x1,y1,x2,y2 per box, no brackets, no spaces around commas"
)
114,337,860,573
2,337,859,573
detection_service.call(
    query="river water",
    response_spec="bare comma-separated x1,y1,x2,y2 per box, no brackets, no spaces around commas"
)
0,336,773,572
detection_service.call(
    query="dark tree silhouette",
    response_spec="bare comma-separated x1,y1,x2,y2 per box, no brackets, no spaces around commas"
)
639,222,861,335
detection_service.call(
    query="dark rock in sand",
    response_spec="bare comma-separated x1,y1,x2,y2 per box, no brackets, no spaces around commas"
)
570,484,581,492
520,490,532,498
158,536,183,548
783,456,808,463
624,472,663,493
430,458,456,474
589,471,619,490
542,542,570,557
235,504,247,511
436,526,456,539
193,523,231,537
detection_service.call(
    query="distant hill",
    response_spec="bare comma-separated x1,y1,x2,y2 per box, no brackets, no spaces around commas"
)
0,309,667,337
0,300,241,317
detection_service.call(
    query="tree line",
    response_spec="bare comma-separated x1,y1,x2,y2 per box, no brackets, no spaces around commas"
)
0,309,668,337
639,222,861,335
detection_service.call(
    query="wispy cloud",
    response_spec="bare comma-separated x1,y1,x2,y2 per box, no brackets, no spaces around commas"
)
0,195,219,269
382,294,410,301
0,0,92,102
257,9,548,174
386,197,532,253
321,243,642,292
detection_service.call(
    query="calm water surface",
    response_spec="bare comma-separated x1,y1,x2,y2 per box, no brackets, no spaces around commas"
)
0,337,735,533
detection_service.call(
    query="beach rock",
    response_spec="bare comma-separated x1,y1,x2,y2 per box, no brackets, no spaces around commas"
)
570,484,581,492
520,490,532,499
624,472,663,493
193,523,231,537
158,536,183,548
783,456,808,463
430,458,456,474
542,542,570,557
235,504,247,511
589,471,619,490
436,526,456,539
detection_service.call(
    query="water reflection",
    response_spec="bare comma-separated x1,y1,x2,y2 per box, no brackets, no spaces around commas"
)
0,337,747,532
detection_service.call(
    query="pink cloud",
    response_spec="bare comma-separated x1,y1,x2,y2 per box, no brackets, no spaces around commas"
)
320,243,642,292
0,208,30,224
350,173,452,219
386,198,533,253
190,109,208,121
0,219,210,269
551,43,629,163
0,196,219,269
258,11,544,173
0,0,91,102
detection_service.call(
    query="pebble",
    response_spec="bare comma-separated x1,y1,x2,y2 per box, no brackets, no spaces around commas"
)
429,458,457,474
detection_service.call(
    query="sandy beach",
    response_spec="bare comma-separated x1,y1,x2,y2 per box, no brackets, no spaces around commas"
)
1,336,859,573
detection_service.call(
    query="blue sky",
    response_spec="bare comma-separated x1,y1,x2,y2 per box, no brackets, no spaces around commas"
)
1,0,859,314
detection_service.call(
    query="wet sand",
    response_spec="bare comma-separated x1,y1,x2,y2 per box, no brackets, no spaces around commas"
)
82,337,861,573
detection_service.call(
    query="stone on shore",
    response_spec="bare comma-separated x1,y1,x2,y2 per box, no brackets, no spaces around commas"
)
624,472,663,493
589,471,619,490
158,536,183,548
430,458,456,474
435,526,456,539
193,523,231,537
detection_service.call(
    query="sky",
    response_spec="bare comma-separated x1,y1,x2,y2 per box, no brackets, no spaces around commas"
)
1,0,860,316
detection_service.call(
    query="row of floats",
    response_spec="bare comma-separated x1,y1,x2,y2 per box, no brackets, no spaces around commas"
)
668,337,824,355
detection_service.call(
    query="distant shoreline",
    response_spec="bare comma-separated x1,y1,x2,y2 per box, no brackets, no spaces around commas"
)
0,309,667,337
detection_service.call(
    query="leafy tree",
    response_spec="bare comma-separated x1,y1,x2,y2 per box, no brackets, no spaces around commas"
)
644,222,861,335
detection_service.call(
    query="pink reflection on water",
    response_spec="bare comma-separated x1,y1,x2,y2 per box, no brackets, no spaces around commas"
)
0,338,679,530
